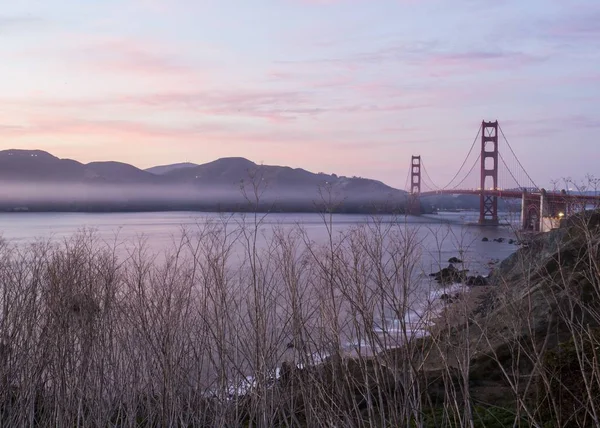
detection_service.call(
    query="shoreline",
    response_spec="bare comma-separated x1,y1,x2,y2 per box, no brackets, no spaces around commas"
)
427,284,496,337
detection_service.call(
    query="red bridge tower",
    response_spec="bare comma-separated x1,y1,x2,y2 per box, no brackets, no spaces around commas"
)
479,121,499,225
407,155,421,215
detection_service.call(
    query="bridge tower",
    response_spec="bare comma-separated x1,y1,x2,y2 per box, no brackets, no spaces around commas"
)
479,121,499,225
407,155,421,215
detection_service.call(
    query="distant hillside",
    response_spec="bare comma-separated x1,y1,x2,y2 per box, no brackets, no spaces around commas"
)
0,149,91,182
0,150,158,184
163,157,392,191
162,157,406,209
0,150,408,213
146,162,198,175
87,161,161,184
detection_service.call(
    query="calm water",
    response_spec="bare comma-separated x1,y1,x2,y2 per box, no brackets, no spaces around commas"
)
0,211,517,273
0,211,519,359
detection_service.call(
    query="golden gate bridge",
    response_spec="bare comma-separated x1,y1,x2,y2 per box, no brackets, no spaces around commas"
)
405,120,600,232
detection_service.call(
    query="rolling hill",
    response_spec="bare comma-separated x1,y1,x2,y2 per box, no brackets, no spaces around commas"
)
0,149,408,213
145,162,198,176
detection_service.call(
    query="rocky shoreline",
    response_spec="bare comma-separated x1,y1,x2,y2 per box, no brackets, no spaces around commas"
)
270,210,600,426
409,211,600,419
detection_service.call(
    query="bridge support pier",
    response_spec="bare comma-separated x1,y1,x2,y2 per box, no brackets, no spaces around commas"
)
520,189,570,232
479,121,499,226
521,190,540,232
539,189,568,232
540,189,551,232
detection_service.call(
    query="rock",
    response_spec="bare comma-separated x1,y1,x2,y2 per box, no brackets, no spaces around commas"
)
465,275,488,286
430,264,469,284
493,237,505,243
439,293,453,303
448,257,463,264
508,239,515,245
482,237,489,242
440,292,462,303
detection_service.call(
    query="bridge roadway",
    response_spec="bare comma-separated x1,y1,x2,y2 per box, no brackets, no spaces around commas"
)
420,189,600,203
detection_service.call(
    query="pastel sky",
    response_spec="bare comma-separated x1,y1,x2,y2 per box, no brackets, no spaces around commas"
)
1,0,599,189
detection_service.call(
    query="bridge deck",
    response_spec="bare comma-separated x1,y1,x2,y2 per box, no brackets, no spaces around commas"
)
419,189,600,202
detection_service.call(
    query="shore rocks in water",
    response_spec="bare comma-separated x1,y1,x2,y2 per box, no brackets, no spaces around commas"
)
483,236,521,245
440,292,461,303
431,263,490,287
448,257,463,264
430,264,469,284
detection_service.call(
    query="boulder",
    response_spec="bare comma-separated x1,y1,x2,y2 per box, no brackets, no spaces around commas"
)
440,292,461,303
430,264,469,284
439,293,453,303
448,257,463,264
465,275,488,286
482,237,489,242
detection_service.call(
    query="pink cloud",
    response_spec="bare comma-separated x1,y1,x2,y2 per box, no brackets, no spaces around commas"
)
278,41,543,78
1,83,429,126
73,37,203,81
0,115,229,141
418,51,544,76
0,109,418,150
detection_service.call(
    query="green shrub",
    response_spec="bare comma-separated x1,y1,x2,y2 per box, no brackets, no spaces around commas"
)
537,328,600,426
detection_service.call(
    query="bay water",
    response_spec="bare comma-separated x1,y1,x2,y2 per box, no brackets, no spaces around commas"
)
0,211,519,369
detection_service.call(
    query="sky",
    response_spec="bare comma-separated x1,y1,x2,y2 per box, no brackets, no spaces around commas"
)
0,0,599,189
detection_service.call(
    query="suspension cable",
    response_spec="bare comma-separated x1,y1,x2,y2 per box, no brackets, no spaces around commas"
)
451,153,481,190
420,159,442,190
498,125,538,190
441,123,481,189
499,151,522,190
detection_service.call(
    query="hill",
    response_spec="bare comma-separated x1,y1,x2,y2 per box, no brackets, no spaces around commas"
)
0,149,91,182
145,162,198,175
86,161,161,184
0,150,159,184
162,157,406,211
0,150,408,213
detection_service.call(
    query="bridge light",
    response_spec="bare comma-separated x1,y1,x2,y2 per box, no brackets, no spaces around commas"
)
558,212,565,218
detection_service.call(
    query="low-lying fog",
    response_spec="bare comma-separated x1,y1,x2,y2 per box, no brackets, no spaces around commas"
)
0,181,404,210
0,182,248,203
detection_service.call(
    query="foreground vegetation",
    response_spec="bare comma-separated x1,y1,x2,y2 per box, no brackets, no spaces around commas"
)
0,207,599,427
